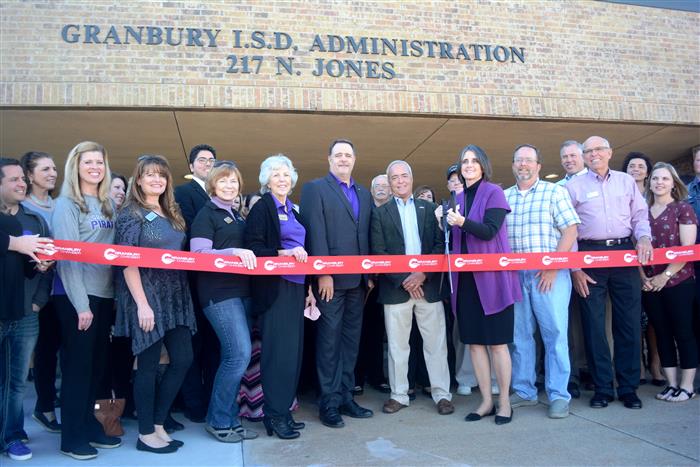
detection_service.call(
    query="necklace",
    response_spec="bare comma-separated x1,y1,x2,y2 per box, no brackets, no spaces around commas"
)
29,193,55,210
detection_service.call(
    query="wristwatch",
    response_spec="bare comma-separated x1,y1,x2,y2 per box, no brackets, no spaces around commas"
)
664,270,672,278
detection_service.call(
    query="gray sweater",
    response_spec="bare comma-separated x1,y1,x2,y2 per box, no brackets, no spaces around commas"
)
52,195,115,312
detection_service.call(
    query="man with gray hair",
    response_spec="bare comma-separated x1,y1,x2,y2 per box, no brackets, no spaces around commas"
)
504,145,580,419
566,136,652,410
370,160,453,415
352,174,392,396
370,174,390,207
558,140,588,185
557,140,588,399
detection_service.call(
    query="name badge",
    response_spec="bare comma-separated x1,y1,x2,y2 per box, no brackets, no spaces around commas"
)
278,214,288,221
224,216,233,224
586,191,600,199
145,211,158,222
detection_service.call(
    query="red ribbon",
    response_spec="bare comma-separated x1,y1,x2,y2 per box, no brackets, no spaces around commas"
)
39,240,700,275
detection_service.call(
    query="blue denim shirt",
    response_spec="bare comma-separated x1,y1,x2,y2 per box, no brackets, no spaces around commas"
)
688,177,700,244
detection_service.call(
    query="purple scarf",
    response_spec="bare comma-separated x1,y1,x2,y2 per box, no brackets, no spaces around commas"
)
450,180,521,316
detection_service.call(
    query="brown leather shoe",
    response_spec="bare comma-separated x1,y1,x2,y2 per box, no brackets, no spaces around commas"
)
437,398,455,415
382,399,408,414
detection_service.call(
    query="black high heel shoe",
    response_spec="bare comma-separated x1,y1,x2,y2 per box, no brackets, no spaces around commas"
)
287,414,305,430
263,416,300,440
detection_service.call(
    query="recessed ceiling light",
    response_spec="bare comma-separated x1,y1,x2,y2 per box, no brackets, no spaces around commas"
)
544,173,559,179
184,174,193,180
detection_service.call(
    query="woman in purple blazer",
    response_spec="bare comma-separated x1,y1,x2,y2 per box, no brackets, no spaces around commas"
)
445,144,521,425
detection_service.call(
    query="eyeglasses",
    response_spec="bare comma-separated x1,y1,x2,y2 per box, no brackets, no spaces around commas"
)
213,160,237,168
195,157,216,165
582,146,610,156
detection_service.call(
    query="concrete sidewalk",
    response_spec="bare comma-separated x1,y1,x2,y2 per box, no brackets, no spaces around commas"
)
13,382,700,466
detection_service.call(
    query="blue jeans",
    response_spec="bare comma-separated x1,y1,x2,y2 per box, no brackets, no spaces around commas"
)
203,298,251,428
511,270,571,402
1,313,39,450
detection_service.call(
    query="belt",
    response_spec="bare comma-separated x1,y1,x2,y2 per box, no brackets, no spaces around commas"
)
579,237,632,247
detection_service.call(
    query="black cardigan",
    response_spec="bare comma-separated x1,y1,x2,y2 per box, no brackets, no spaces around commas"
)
244,192,308,315
0,213,35,321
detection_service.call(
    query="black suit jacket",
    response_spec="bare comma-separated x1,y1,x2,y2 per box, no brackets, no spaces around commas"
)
300,173,372,290
370,197,445,305
174,179,210,234
244,192,307,315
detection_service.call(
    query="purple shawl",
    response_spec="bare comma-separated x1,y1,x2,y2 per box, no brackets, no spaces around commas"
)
450,181,522,316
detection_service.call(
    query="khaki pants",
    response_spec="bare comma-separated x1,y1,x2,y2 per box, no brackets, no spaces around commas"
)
384,298,451,406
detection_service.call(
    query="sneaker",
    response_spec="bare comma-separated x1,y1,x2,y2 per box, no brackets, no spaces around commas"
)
6,441,32,461
548,399,570,419
32,411,61,433
205,425,243,443
89,433,121,449
61,444,98,460
231,425,258,440
510,393,538,408
491,383,500,395
456,385,472,396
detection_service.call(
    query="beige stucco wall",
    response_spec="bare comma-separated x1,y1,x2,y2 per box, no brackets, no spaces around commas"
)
1,0,698,124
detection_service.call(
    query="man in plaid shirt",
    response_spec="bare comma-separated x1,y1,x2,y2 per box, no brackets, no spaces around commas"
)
504,144,580,419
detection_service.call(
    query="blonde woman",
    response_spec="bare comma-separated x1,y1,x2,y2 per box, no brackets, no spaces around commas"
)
52,141,119,460
113,155,196,453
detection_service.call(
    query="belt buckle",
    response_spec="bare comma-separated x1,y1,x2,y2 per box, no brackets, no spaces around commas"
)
605,239,616,247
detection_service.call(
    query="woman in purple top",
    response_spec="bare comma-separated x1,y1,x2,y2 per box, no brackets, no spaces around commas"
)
190,161,259,442
245,154,312,440
444,145,521,425
640,162,697,402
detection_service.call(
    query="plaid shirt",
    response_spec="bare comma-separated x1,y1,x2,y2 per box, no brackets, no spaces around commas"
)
505,179,580,253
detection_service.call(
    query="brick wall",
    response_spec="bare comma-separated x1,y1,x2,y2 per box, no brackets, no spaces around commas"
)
1,1,698,124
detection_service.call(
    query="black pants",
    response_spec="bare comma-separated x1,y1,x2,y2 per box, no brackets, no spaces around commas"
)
694,263,700,362
643,279,697,369
134,326,193,435
354,286,386,387
97,305,134,400
261,280,305,419
315,285,364,409
55,295,113,451
33,299,61,413
578,244,641,397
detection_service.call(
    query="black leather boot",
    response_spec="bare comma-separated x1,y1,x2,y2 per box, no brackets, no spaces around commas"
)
263,416,300,440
